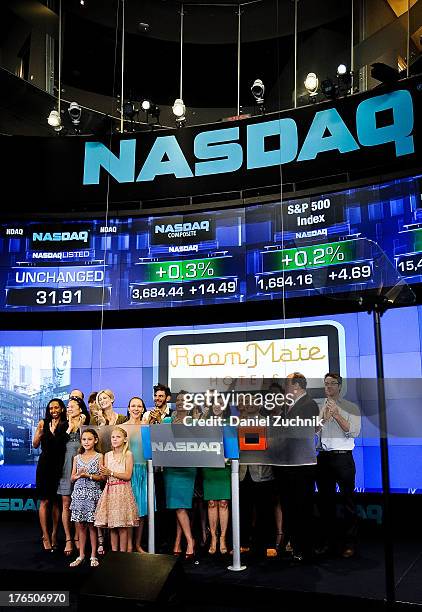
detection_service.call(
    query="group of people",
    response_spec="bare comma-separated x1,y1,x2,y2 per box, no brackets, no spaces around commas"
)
34,373,361,567
34,389,145,567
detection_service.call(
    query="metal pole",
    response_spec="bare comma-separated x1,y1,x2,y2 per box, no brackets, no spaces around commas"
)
228,460,246,571
57,0,62,114
406,0,410,78
293,0,298,109
120,0,125,133
351,0,354,73
373,308,395,604
237,5,241,116
180,4,184,100
147,459,155,553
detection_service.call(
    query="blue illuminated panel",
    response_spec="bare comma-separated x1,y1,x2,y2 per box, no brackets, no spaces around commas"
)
0,174,421,311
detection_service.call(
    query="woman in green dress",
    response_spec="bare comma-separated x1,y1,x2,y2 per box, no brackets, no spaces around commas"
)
202,396,231,555
163,391,196,559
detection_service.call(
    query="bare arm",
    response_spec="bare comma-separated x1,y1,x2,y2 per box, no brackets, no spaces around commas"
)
32,420,44,449
100,451,134,481
71,456,80,482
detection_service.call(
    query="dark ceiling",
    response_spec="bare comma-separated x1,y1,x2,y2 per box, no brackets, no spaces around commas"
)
0,0,353,134
60,0,351,110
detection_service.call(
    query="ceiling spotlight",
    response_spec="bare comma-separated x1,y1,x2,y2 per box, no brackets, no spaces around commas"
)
371,62,399,84
137,22,150,34
47,109,62,131
336,64,353,94
123,101,137,120
172,98,186,125
321,78,338,100
304,72,319,96
141,99,160,123
68,101,82,125
251,78,265,107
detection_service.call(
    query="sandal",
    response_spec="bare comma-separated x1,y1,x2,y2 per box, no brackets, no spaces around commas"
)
219,536,228,555
41,536,52,552
64,539,73,556
97,535,105,556
90,557,99,567
51,533,58,552
69,556,84,567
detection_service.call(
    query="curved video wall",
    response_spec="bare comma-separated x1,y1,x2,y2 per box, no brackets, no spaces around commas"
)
0,173,421,312
1,306,422,493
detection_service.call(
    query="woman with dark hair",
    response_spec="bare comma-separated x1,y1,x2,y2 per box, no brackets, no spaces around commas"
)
33,398,67,551
202,395,232,555
87,391,101,425
57,396,90,555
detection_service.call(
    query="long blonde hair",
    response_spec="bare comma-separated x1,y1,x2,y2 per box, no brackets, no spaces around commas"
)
111,426,129,462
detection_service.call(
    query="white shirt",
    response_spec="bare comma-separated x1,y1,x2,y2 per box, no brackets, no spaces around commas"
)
318,397,361,452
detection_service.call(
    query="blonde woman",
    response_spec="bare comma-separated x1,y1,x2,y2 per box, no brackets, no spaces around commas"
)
96,389,127,426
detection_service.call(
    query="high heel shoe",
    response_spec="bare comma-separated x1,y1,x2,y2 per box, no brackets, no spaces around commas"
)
219,536,228,555
185,540,195,561
41,536,52,552
64,539,73,556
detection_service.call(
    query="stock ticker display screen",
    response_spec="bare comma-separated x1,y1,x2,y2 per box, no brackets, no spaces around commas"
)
1,174,421,312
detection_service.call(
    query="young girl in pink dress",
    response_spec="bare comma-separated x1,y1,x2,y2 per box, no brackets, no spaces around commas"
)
94,427,139,552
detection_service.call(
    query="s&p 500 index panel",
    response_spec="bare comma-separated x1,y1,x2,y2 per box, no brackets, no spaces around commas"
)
0,174,421,312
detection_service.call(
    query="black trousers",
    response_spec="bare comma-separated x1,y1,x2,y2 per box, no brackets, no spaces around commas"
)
239,472,275,556
316,451,358,549
275,465,315,557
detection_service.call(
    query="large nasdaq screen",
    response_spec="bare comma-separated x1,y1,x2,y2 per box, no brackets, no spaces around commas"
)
0,174,421,312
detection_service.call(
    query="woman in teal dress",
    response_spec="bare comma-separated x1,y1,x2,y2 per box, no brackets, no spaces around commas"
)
163,391,196,559
123,397,148,552
202,397,231,555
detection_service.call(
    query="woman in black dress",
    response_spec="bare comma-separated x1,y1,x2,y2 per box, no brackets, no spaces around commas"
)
33,398,67,551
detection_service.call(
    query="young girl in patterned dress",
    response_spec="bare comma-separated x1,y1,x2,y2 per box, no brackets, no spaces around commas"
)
95,427,139,552
69,428,103,567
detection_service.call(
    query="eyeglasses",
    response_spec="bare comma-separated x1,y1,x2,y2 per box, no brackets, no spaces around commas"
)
324,381,340,386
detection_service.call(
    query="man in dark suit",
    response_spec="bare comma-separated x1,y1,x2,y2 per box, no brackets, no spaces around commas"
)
275,372,319,562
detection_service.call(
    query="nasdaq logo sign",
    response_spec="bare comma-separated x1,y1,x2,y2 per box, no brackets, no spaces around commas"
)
151,441,222,454
151,215,215,245
0,498,40,511
83,90,415,185
30,225,91,252
32,231,89,243
154,221,210,235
